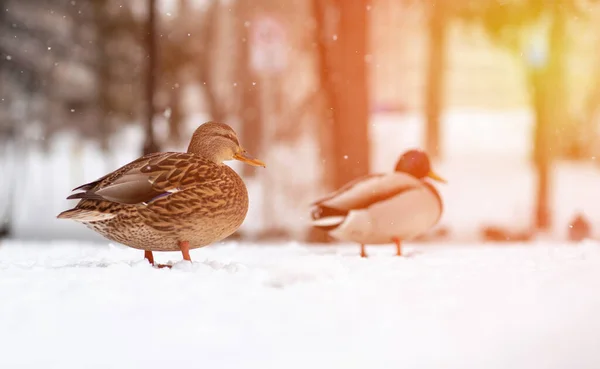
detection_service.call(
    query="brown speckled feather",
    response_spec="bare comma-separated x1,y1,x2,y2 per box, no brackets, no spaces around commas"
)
58,152,249,252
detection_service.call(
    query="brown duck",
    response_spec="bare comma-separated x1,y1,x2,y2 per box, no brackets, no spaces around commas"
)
57,122,265,267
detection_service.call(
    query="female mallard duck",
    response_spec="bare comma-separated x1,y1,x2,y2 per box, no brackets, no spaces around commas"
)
57,122,265,267
310,149,445,257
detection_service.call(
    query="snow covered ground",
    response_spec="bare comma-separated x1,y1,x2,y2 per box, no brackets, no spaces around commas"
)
1,239,600,369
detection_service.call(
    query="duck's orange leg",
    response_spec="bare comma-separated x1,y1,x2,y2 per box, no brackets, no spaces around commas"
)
144,250,155,265
145,250,171,268
147,242,191,269
393,237,402,256
360,244,367,258
179,240,191,261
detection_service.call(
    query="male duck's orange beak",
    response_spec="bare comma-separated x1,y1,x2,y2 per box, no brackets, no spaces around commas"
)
234,149,266,168
427,170,446,183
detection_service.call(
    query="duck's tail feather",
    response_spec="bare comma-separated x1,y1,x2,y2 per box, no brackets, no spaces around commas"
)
56,208,117,222
310,205,347,231
311,216,346,231
66,191,105,201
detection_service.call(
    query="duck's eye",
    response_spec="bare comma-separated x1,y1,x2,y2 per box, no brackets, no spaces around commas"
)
216,133,239,145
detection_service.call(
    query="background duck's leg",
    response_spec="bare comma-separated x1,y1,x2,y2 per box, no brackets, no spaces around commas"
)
393,237,402,256
179,240,191,261
360,244,367,258
144,250,155,265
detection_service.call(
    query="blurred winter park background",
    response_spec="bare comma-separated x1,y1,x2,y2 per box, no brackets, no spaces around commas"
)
1,0,600,245
5,1,600,369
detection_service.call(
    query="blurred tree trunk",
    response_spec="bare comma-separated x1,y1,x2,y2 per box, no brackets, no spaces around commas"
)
93,0,111,152
144,0,160,155
532,5,566,231
313,0,337,191
166,0,190,146
424,1,447,159
178,0,189,14
330,0,370,189
168,85,183,144
531,70,550,229
197,0,227,123
236,0,262,177
306,0,370,242
305,0,339,243
0,131,15,239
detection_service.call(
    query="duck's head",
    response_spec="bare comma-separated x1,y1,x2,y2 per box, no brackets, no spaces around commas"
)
394,149,446,183
187,121,266,167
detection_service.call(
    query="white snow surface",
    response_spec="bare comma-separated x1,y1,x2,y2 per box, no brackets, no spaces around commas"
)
1,240,600,369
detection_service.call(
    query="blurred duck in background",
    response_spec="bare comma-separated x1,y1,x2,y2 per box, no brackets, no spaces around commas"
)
310,150,445,257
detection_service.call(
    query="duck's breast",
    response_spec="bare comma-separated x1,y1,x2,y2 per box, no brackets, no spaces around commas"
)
185,164,249,234
367,184,442,242
219,164,250,226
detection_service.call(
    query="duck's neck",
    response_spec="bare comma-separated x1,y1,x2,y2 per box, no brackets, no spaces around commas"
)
187,142,226,164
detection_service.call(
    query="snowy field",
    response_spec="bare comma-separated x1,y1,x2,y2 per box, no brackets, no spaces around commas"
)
1,239,600,369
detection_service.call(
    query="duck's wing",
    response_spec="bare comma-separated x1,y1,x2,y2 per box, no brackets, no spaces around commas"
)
312,172,422,211
66,152,221,205
312,174,383,206
70,152,165,193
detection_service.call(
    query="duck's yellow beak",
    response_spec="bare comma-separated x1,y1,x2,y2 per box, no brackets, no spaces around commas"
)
427,171,446,183
234,149,266,168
